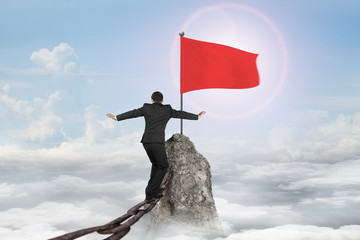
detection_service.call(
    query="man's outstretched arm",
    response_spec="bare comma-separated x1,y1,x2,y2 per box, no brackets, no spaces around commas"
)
106,107,144,121
171,107,206,120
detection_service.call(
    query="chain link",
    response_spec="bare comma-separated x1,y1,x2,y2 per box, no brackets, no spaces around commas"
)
49,166,173,240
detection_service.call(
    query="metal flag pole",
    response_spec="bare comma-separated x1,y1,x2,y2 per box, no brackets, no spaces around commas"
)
179,31,185,135
180,93,183,134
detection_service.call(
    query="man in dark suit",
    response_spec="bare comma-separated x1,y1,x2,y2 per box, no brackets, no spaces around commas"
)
106,91,206,202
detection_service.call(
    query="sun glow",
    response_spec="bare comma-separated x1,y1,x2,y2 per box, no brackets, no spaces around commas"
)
171,3,288,120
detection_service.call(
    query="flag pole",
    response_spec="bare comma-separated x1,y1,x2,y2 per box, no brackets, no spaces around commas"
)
180,93,183,134
179,31,185,135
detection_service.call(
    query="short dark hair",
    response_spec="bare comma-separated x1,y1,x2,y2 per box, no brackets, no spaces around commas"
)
151,91,163,102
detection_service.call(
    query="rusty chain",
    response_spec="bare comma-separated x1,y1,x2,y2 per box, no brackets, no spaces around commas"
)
49,165,173,240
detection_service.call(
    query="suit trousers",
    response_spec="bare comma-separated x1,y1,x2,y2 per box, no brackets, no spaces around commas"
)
142,143,169,200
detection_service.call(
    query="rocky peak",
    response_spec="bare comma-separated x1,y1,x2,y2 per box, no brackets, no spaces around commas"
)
150,133,221,231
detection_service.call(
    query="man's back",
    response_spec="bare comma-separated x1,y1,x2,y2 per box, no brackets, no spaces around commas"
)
115,102,198,143
142,103,173,143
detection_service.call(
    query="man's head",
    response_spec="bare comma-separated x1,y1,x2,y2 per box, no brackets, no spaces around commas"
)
151,91,163,103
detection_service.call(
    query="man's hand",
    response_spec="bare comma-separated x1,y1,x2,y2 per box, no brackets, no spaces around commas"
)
198,111,206,118
106,113,117,120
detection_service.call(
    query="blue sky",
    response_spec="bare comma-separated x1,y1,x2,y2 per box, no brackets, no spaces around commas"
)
1,1,360,239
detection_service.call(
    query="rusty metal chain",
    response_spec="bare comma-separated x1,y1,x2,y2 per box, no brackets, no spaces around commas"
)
49,165,173,240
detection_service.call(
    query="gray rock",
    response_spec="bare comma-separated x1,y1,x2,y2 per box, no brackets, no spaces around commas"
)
150,133,222,232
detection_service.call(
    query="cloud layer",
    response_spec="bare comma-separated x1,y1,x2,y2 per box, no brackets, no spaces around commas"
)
221,225,360,240
1,85,360,239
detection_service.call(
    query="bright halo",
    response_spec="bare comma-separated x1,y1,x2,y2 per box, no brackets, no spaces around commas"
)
170,3,288,120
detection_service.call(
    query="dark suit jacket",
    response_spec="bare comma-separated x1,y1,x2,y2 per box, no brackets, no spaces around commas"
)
116,103,198,143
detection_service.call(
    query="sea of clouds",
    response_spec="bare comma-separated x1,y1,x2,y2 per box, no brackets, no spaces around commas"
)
1,83,360,240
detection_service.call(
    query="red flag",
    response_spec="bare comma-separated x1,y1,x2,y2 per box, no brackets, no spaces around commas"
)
180,37,260,94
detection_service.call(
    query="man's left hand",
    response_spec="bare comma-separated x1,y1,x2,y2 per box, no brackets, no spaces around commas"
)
106,113,117,120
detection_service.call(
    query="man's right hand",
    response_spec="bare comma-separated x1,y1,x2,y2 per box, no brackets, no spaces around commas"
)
198,111,206,118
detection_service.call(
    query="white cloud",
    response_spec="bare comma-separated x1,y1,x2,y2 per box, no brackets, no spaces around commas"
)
0,147,359,240
299,191,360,207
215,198,301,231
16,91,65,142
210,158,360,228
0,202,111,240
0,174,147,211
79,105,116,144
278,160,360,191
265,111,360,162
0,84,33,118
2,84,10,93
1,199,359,240
0,174,150,240
0,183,25,199
0,98,144,163
45,90,62,110
194,110,360,164
0,131,144,165
30,43,79,73
21,115,64,141
219,225,360,240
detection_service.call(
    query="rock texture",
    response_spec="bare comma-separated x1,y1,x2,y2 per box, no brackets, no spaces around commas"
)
150,133,221,230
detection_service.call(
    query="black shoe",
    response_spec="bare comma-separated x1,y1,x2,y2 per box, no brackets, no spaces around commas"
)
154,193,163,199
145,193,163,203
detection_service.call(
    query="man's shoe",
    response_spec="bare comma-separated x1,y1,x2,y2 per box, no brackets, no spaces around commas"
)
154,193,163,199
145,193,163,203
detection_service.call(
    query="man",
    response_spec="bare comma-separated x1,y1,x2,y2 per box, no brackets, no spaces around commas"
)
106,91,206,202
